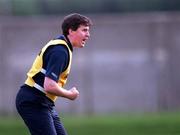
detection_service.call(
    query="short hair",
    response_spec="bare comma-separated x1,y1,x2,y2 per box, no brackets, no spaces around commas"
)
62,13,92,36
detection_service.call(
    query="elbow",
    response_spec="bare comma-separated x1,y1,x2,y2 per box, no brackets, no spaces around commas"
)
44,83,51,93
44,77,56,93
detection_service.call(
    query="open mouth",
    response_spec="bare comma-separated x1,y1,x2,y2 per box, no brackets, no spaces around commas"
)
82,39,86,44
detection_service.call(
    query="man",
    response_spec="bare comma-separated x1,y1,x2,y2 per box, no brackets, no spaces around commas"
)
16,13,92,135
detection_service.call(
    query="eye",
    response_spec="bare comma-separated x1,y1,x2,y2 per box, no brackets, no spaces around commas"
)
82,29,87,32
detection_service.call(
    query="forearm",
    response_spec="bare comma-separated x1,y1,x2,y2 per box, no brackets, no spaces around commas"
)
44,77,79,100
45,81,69,98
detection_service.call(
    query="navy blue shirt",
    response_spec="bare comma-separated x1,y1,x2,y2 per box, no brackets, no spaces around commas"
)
43,35,73,82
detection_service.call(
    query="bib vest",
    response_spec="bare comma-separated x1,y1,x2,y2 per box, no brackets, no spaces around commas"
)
25,39,72,102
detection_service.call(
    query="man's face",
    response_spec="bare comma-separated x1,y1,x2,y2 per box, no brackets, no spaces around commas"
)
69,25,90,48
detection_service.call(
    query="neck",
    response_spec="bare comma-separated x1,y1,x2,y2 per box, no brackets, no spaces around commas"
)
67,35,74,47
63,34,74,51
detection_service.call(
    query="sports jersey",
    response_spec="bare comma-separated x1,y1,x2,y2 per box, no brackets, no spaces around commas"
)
25,35,73,102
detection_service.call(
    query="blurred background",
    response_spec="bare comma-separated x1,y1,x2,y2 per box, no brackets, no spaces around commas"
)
0,0,180,134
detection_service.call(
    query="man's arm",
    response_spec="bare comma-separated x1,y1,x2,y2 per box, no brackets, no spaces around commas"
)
44,76,79,100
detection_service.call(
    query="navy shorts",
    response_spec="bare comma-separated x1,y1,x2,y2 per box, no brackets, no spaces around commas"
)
16,85,67,135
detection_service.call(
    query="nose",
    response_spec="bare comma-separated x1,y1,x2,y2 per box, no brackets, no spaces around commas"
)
86,31,90,38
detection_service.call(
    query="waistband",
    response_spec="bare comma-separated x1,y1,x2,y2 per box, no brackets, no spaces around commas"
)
25,77,58,102
22,84,54,104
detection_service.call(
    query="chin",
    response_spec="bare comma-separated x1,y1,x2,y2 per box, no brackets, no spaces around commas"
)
79,43,85,48
74,45,84,48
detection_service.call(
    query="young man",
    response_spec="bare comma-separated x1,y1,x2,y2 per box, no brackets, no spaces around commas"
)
16,13,92,135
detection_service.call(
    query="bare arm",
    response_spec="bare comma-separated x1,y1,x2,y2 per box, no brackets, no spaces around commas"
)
44,77,79,100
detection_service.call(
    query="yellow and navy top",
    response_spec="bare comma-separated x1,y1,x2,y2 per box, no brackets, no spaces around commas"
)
25,35,73,102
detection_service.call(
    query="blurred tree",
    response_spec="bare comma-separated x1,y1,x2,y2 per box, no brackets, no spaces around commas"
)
0,0,12,15
0,0,180,16
11,0,40,15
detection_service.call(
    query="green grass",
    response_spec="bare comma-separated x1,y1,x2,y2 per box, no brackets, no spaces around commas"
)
64,113,180,135
0,113,180,135
0,116,29,135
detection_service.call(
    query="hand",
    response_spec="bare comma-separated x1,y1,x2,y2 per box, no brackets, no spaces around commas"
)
68,87,79,100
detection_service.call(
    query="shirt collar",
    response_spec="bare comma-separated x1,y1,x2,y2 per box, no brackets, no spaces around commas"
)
56,35,73,52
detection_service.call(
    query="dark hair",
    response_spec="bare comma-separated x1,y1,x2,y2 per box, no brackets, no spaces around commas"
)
62,13,92,36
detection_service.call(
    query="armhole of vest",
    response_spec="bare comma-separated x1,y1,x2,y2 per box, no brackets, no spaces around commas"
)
62,45,70,72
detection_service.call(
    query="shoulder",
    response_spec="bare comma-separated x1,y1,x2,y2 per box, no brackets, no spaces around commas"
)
49,44,68,51
47,45,68,55
43,45,69,61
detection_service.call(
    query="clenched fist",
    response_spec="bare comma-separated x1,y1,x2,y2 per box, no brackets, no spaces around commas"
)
68,87,79,100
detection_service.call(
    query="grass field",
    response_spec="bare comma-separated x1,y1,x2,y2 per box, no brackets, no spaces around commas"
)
0,113,180,135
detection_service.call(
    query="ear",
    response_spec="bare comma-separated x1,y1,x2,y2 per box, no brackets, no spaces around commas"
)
68,29,74,35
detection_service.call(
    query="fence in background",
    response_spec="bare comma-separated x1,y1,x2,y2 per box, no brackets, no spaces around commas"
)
0,12,180,115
